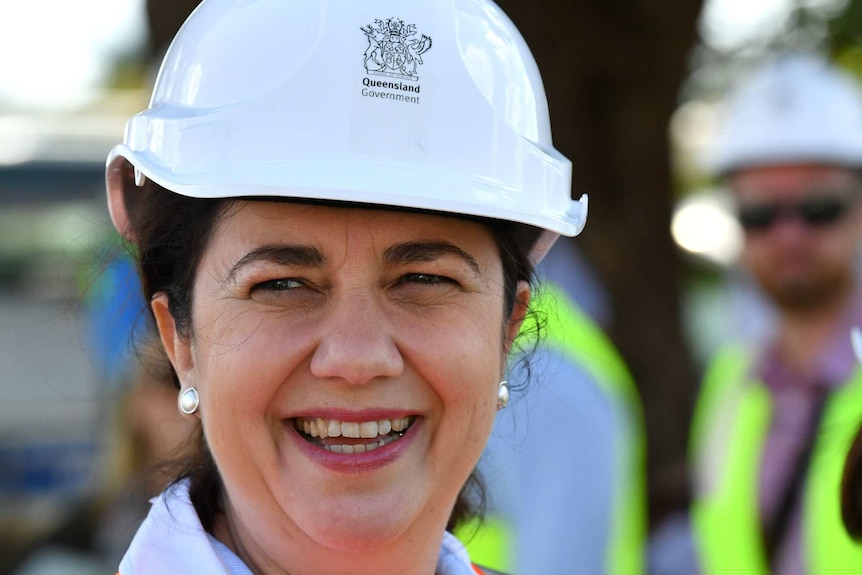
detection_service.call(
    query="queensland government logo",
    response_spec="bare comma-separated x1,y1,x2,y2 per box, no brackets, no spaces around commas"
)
360,18,432,105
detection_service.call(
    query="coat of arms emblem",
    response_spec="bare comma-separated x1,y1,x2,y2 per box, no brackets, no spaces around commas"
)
361,18,432,81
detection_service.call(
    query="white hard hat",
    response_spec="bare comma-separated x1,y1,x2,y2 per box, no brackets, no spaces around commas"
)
107,0,587,264
708,53,862,176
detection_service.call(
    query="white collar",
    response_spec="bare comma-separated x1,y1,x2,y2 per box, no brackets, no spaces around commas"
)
119,480,477,575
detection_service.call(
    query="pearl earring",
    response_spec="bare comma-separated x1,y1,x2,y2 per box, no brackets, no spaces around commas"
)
178,387,199,415
497,380,510,410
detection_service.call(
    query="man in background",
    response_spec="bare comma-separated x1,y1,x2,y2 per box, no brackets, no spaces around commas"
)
689,53,862,574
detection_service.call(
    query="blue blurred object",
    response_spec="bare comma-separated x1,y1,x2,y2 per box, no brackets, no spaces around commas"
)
84,253,147,388
0,441,97,497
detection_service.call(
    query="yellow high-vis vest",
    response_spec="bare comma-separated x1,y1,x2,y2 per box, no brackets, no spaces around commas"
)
690,344,862,574
461,283,647,574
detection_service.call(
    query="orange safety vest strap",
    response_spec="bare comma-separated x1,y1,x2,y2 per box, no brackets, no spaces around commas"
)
472,564,509,575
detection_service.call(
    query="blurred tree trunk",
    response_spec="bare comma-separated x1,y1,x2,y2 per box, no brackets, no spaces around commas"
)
145,0,704,526
145,0,202,59
495,0,703,525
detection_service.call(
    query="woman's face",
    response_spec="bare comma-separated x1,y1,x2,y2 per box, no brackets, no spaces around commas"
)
153,201,528,561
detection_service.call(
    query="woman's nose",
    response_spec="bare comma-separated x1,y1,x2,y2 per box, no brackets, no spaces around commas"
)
309,291,404,385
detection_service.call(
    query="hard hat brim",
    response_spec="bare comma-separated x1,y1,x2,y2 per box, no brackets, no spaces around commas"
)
107,146,587,264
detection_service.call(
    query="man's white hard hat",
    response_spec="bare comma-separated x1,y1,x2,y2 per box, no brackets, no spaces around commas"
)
709,53,862,176
106,0,587,264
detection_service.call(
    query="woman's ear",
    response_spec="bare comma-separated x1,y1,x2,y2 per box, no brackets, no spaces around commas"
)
151,293,194,383
504,280,531,357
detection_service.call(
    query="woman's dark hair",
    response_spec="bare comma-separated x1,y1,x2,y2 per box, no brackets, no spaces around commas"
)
128,180,538,533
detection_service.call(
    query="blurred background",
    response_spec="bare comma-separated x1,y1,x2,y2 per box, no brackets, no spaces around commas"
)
3,0,862,573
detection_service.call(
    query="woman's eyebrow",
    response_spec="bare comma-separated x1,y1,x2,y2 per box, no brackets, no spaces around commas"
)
226,245,325,282
383,240,481,276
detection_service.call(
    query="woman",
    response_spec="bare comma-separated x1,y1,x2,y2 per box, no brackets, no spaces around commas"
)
107,0,587,573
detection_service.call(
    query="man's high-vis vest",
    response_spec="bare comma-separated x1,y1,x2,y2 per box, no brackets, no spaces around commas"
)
462,284,647,574
691,344,862,574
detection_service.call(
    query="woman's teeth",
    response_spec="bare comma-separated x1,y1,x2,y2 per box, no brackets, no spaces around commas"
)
296,417,412,439
293,416,414,454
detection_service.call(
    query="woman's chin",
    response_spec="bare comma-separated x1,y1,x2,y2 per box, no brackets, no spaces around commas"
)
303,512,408,553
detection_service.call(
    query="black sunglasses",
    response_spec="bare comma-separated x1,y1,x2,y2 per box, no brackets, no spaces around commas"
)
737,196,855,232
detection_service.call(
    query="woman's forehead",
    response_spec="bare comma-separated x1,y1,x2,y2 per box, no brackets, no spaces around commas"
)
210,199,497,254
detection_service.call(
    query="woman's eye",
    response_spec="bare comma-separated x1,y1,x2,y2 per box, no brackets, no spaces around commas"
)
403,273,455,286
254,278,304,291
